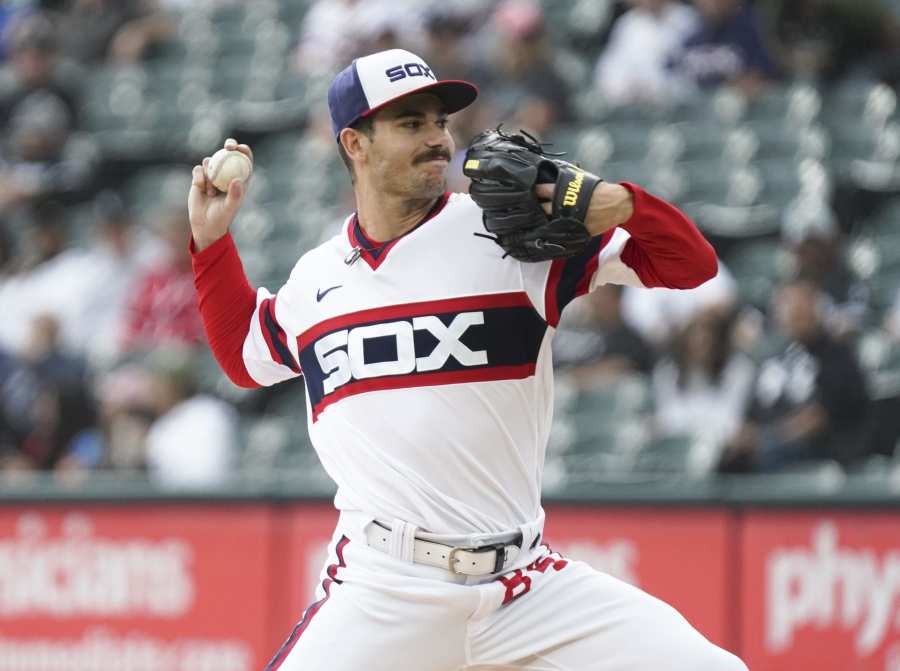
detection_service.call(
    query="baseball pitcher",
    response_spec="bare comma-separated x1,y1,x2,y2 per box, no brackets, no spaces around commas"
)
188,49,749,671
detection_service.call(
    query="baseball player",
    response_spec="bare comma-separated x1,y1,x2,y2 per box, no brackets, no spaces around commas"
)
188,49,748,671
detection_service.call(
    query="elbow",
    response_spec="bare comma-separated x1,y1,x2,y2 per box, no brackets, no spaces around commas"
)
680,239,718,289
224,367,261,389
229,374,261,389
214,353,261,389
696,241,718,285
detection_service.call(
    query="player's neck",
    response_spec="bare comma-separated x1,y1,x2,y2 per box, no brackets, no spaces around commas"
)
354,186,438,243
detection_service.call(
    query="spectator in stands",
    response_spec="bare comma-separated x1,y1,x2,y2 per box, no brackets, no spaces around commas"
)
669,0,778,98
720,279,869,472
144,351,237,488
56,0,175,66
0,88,99,213
0,13,81,129
781,198,868,340
53,192,164,362
121,205,204,352
94,362,157,473
421,6,480,83
293,0,408,77
4,313,98,471
763,0,900,82
0,1,35,62
652,306,755,452
0,200,73,352
554,284,654,386
472,0,573,137
594,0,699,107
621,259,737,349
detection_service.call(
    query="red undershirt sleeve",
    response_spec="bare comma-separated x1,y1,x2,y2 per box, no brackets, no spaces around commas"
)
618,182,718,289
190,233,261,388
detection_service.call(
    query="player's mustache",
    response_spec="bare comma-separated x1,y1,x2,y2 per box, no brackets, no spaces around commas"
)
415,149,452,164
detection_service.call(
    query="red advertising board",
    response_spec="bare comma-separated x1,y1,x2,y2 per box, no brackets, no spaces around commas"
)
740,511,900,671
542,506,735,650
0,505,276,671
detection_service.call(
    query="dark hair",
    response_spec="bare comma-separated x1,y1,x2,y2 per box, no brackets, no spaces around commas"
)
674,308,736,388
337,115,376,182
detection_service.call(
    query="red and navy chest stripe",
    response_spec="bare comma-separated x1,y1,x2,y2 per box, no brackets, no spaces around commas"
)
544,229,614,326
296,292,546,420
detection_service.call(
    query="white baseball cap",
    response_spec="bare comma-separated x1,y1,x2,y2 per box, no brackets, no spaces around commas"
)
327,48,478,138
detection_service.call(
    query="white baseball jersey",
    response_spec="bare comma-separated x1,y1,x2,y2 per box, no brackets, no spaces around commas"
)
241,191,636,535
194,183,715,536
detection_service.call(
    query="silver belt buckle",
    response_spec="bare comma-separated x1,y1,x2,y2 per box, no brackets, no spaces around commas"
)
448,543,507,575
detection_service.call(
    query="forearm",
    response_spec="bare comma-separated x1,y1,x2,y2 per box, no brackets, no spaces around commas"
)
584,182,634,237
191,233,260,388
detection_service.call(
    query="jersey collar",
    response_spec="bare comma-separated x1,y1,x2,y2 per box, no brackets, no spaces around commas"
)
347,192,450,270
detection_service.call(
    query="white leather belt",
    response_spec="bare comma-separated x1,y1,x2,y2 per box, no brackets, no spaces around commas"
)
365,521,522,576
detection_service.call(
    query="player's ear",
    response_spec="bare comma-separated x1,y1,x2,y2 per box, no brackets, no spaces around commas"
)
340,127,367,165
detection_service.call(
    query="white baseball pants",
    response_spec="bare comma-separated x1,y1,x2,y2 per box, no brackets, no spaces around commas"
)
266,512,749,671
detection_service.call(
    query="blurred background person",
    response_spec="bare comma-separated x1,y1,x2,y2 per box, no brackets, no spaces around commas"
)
652,306,755,454
554,284,655,388
669,0,779,99
0,313,97,474
54,191,165,363
292,0,409,77
0,12,81,131
720,279,869,473
781,199,869,340
594,0,699,107
762,0,900,83
472,0,573,137
621,259,737,350
143,351,238,488
121,205,204,353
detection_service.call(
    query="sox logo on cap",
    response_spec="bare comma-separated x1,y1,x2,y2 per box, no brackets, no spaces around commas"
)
327,48,478,138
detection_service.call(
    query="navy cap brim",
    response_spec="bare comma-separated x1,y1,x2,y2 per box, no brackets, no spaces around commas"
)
360,79,479,121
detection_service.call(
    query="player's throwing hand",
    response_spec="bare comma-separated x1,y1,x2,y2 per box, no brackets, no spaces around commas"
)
188,138,254,251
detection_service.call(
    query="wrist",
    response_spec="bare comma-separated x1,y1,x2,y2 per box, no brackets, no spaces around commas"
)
585,182,634,237
191,231,224,253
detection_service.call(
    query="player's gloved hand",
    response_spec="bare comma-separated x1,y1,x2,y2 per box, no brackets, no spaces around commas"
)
463,127,602,262
188,138,253,251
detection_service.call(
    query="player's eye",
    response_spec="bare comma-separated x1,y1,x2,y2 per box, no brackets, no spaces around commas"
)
437,118,449,129
403,120,422,129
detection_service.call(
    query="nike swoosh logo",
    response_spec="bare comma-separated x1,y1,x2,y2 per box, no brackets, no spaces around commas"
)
316,285,343,302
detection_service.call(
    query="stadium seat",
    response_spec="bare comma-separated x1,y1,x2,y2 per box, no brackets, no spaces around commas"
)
632,434,696,475
724,238,789,307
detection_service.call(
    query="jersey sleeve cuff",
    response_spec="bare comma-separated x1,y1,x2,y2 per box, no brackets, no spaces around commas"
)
189,232,237,267
616,182,648,235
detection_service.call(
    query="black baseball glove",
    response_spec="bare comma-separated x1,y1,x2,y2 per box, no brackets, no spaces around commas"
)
463,127,602,262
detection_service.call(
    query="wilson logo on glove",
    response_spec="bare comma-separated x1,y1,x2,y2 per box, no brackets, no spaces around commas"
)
562,168,584,208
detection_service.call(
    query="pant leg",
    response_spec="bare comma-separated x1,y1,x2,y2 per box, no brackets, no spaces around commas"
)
468,549,749,671
266,529,477,671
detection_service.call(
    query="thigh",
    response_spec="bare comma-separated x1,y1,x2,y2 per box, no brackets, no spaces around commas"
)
469,550,748,671
266,533,472,671
269,582,469,671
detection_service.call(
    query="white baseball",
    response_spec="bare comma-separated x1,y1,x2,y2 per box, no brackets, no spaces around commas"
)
206,148,252,192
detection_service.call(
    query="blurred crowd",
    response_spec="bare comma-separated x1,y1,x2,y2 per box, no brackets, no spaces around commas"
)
2,0,900,488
